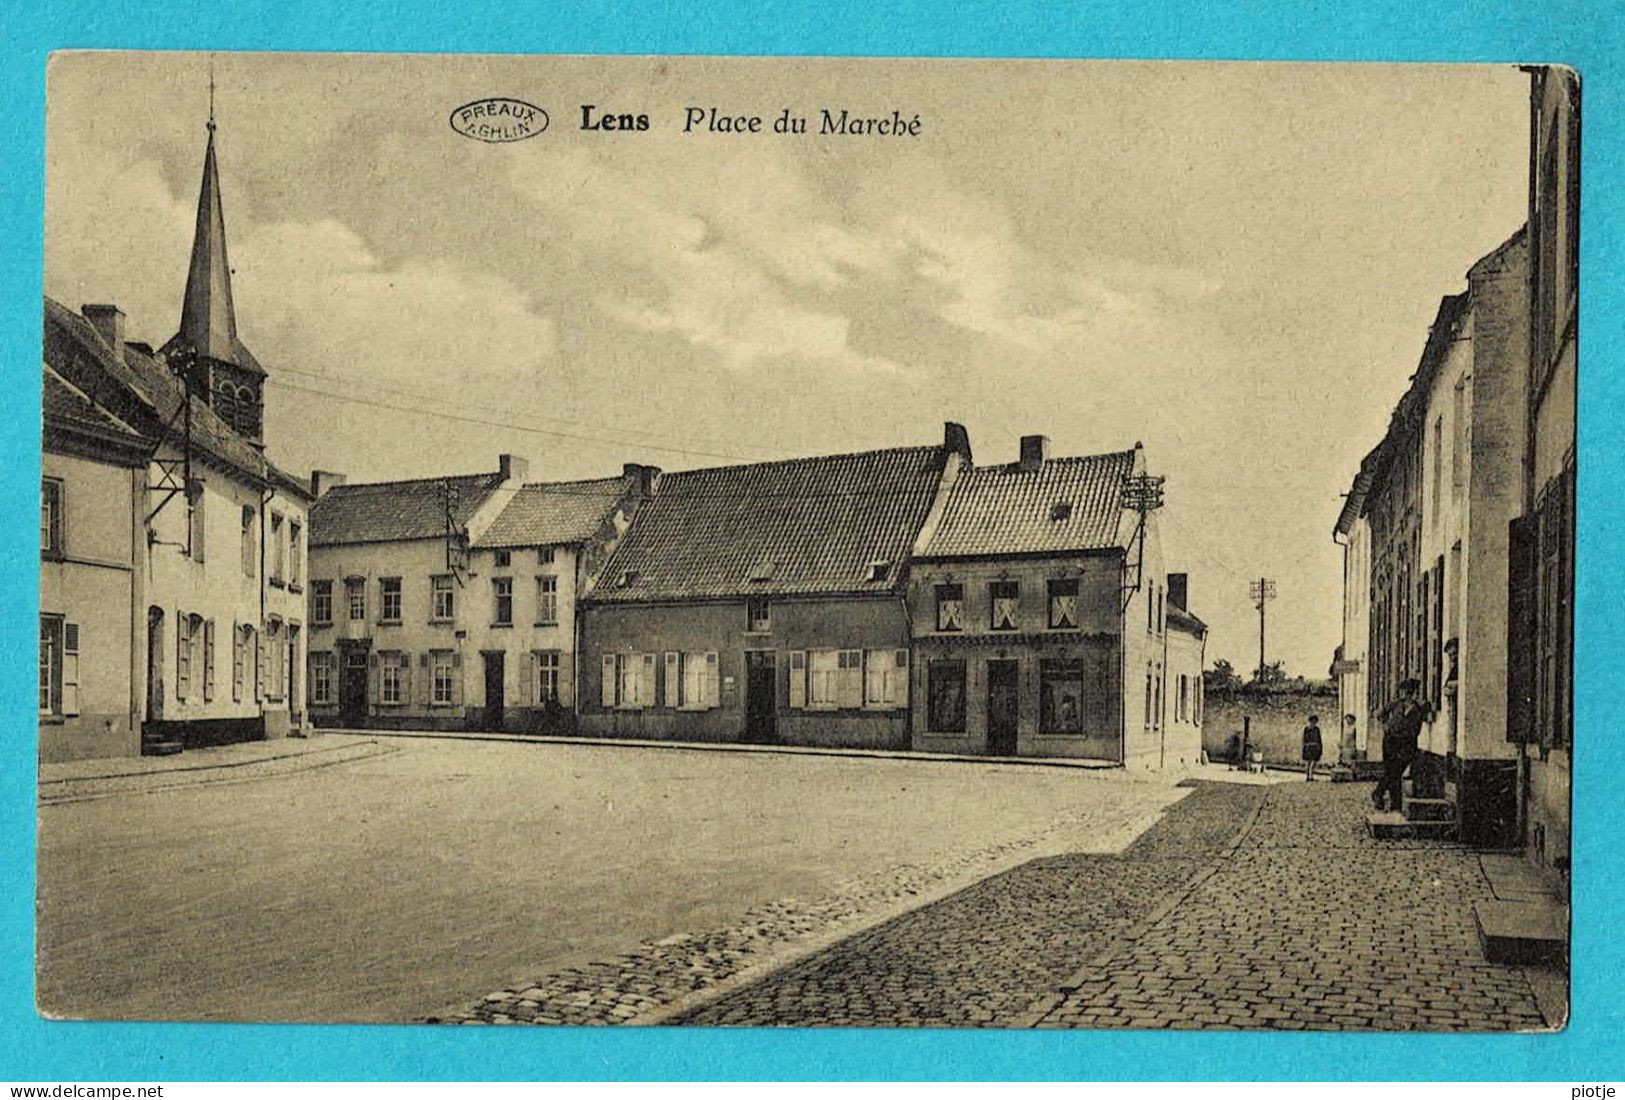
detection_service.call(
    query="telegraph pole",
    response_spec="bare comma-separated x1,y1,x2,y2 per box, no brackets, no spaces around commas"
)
1249,577,1277,682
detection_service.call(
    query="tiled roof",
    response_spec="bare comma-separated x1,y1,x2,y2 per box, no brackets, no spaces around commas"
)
43,362,146,446
43,298,307,496
588,445,948,603
1168,604,1207,636
310,471,502,547
474,477,629,549
918,449,1139,558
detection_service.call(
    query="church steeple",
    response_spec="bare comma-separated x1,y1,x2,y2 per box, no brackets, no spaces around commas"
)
164,84,267,446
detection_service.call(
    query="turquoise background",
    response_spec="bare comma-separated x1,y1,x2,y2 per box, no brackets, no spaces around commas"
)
3,0,1620,1081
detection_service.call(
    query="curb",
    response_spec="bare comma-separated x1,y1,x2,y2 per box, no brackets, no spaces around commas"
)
38,741,397,804
39,737,380,786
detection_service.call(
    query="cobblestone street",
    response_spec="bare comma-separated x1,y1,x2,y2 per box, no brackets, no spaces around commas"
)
676,779,1560,1031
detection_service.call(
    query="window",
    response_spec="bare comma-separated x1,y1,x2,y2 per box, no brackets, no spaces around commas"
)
538,547,556,565
431,575,455,621
1144,665,1154,729
805,648,862,709
990,580,1019,631
431,651,455,705
1157,587,1165,633
747,598,771,633
1153,667,1163,730
241,506,256,577
312,580,333,625
663,651,720,710
380,651,403,704
604,652,657,708
265,620,285,701
176,613,195,700
1040,659,1086,733
1452,377,1469,499
203,619,216,701
1047,578,1079,629
863,649,909,709
379,577,403,623
1432,417,1443,527
41,478,63,557
233,624,247,702
39,616,79,718
310,652,334,705
493,549,512,568
535,651,560,703
347,578,366,621
927,660,967,733
492,577,514,626
270,513,285,584
185,482,205,562
935,584,963,632
288,522,302,588
1148,581,1156,632
537,576,559,624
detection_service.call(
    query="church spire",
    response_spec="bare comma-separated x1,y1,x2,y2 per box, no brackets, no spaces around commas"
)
177,108,240,365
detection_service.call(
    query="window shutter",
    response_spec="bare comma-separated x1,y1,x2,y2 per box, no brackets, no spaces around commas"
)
1506,515,1536,742
789,651,806,709
414,653,431,706
665,652,680,708
400,652,413,706
61,622,80,717
705,652,720,709
451,653,465,708
894,649,909,708
838,652,862,709
232,624,243,703
203,620,216,701
602,654,617,708
367,653,379,706
640,653,657,708
559,649,575,707
521,651,535,707
254,629,265,703
175,609,186,700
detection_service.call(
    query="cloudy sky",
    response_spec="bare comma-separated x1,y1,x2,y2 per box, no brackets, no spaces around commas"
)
43,53,1530,677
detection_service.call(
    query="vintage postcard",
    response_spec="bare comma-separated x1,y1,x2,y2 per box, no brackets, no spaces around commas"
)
37,52,1573,1029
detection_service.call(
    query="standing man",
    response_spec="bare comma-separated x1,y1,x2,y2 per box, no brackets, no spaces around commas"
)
1373,678,1431,812
1301,715,1324,782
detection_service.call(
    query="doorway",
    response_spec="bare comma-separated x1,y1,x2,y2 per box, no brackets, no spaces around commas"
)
145,606,165,723
987,659,1019,755
744,650,777,743
483,651,506,730
340,649,368,727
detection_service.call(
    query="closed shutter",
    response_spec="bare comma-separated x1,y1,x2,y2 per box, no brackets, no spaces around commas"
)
451,651,464,708
399,653,413,706
62,622,80,717
837,651,862,709
254,627,265,702
232,625,243,703
602,654,617,708
893,649,909,709
559,649,574,707
416,653,431,707
788,651,806,709
521,652,535,707
640,653,657,708
367,652,380,706
203,620,216,701
175,609,186,700
1506,515,1536,742
665,652,680,708
705,652,720,708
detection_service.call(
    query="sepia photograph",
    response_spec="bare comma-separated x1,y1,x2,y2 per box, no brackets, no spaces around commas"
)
36,52,1574,1032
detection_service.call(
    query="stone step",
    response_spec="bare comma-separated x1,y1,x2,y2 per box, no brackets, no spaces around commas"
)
1405,797,1457,823
1474,899,1568,967
140,740,185,757
1366,811,1457,841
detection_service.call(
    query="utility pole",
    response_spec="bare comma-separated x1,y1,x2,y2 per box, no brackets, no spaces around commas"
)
1249,577,1277,682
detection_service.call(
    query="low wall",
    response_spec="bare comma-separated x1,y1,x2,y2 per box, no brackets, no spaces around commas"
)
1203,689,1342,767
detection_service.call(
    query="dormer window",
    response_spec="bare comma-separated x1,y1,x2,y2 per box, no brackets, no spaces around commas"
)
618,569,639,588
1051,501,1073,522
748,556,777,583
866,559,892,583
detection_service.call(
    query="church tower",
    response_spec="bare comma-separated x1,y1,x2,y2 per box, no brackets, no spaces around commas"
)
161,96,268,448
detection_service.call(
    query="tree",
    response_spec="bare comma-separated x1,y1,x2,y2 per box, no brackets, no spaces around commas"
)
1205,659,1243,692
1253,660,1289,686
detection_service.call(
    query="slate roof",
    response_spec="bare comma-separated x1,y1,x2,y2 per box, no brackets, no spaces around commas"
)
43,362,147,450
310,471,503,547
588,445,949,603
42,297,308,496
475,477,629,549
917,448,1140,558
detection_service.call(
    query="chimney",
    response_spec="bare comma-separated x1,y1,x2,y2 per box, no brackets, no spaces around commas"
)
1019,434,1049,472
499,453,529,483
310,470,347,499
82,304,126,359
1167,572,1188,611
943,421,972,461
624,462,661,497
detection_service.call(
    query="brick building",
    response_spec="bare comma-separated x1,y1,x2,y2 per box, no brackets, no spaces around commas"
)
576,425,971,747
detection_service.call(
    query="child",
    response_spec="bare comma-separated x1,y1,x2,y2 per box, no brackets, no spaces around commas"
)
1301,715,1323,781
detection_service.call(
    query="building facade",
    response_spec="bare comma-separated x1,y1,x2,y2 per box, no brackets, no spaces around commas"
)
1507,65,1578,879
39,115,310,759
576,425,971,748
906,437,1199,765
1335,228,1531,847
306,457,648,731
